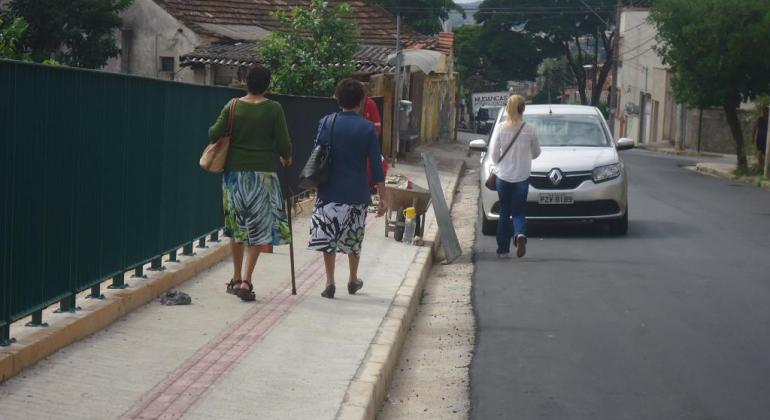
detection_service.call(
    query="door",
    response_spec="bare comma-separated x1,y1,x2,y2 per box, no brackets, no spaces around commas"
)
640,94,652,144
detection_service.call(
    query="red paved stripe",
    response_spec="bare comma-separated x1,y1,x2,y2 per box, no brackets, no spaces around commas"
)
122,216,378,420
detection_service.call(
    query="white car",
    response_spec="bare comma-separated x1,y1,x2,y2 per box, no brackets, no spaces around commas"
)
470,105,634,236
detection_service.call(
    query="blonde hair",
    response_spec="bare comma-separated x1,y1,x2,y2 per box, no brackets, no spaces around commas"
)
506,95,526,124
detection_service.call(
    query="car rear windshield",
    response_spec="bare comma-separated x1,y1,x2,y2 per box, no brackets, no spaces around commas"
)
477,107,501,121
521,114,611,147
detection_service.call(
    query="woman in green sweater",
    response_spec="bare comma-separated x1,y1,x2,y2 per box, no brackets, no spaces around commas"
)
208,65,292,302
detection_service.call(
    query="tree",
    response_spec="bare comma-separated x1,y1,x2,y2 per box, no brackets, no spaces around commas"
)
2,0,131,68
372,0,465,35
532,58,574,104
0,17,30,61
454,19,541,92
650,0,770,171
475,0,618,106
259,0,358,97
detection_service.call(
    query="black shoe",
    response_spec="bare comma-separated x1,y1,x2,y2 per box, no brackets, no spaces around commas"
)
515,234,527,258
321,284,336,299
348,279,364,295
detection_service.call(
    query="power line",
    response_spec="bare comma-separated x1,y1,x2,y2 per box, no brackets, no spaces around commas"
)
619,35,656,58
621,19,650,34
622,43,657,62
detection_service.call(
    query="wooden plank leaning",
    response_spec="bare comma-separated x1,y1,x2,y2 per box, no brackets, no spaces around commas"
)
422,153,461,263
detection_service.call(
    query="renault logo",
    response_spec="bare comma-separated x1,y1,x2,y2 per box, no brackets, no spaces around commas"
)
548,169,564,186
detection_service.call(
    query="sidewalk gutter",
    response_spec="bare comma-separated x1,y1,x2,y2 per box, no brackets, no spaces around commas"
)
0,236,231,384
336,159,466,420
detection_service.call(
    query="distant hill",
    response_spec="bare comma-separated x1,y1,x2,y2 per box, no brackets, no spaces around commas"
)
448,1,480,28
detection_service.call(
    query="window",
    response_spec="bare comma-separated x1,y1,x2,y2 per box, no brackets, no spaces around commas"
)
160,56,175,73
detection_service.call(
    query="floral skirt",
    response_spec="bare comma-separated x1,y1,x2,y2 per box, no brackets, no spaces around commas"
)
223,171,291,246
307,200,367,255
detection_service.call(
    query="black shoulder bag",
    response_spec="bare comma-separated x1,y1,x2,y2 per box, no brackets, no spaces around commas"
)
485,122,526,191
299,113,338,190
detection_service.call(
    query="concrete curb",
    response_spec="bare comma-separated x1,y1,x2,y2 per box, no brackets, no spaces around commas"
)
636,144,730,159
336,159,466,420
693,163,737,180
0,236,231,384
693,163,770,189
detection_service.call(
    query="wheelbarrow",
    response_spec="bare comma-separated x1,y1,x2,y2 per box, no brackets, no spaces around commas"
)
383,183,431,240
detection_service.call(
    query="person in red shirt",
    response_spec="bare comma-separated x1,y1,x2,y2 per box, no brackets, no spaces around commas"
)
363,96,382,136
362,95,388,191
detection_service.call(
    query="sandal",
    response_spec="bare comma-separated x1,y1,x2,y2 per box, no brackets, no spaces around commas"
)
236,281,256,302
226,278,243,295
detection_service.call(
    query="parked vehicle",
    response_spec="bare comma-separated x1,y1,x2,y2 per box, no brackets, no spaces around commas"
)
475,106,502,134
470,105,635,236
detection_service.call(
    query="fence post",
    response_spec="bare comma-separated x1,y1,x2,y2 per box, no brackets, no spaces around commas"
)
88,283,105,299
167,249,178,263
56,294,79,313
210,230,220,242
149,257,165,271
25,310,48,327
0,324,14,347
109,272,127,289
197,236,208,249
182,242,195,256
132,266,146,279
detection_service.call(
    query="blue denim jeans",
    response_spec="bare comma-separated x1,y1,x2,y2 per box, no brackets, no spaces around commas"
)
496,178,529,255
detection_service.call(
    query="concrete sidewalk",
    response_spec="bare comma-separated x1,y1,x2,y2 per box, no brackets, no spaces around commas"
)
0,154,462,420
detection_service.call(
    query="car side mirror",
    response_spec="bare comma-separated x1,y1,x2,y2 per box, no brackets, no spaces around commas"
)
469,139,488,152
616,137,635,151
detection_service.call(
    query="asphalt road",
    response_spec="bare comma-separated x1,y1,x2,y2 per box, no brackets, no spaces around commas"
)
471,149,770,420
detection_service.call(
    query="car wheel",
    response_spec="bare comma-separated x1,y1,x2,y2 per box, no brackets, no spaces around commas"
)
481,214,498,236
608,210,628,236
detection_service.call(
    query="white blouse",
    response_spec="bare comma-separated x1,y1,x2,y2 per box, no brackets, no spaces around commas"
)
489,121,541,183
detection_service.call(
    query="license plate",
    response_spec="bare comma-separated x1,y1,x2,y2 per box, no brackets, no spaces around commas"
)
539,193,574,205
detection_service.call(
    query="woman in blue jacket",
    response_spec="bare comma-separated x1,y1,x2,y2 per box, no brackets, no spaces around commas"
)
308,79,387,299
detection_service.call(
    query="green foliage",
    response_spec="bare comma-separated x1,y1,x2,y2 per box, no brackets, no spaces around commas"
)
0,17,30,61
751,95,770,117
2,0,131,68
650,0,770,170
475,0,618,105
258,0,358,97
531,58,574,104
651,0,770,108
454,18,540,92
372,0,464,35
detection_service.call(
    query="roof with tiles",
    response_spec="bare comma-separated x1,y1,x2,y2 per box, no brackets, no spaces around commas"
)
181,42,396,74
156,0,431,47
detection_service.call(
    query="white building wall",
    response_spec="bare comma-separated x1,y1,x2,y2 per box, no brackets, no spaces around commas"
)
102,0,202,83
615,9,666,143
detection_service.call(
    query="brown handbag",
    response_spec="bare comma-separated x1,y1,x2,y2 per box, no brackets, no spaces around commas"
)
485,122,526,191
199,99,238,173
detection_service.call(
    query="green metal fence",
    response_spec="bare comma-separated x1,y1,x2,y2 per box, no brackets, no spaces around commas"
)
0,59,337,345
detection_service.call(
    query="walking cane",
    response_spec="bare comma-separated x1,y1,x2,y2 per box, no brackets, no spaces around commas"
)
286,194,297,295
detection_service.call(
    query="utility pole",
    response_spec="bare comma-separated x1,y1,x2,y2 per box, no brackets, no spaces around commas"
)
764,105,770,177
393,12,403,164
608,0,622,136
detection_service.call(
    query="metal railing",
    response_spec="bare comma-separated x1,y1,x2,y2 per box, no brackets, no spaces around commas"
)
0,60,338,345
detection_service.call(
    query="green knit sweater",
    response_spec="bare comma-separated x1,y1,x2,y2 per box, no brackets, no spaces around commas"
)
208,99,292,172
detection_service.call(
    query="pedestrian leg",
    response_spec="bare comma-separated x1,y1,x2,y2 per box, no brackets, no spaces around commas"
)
495,179,514,255
511,180,529,238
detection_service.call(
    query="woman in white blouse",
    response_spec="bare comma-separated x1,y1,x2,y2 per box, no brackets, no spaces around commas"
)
489,95,541,258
